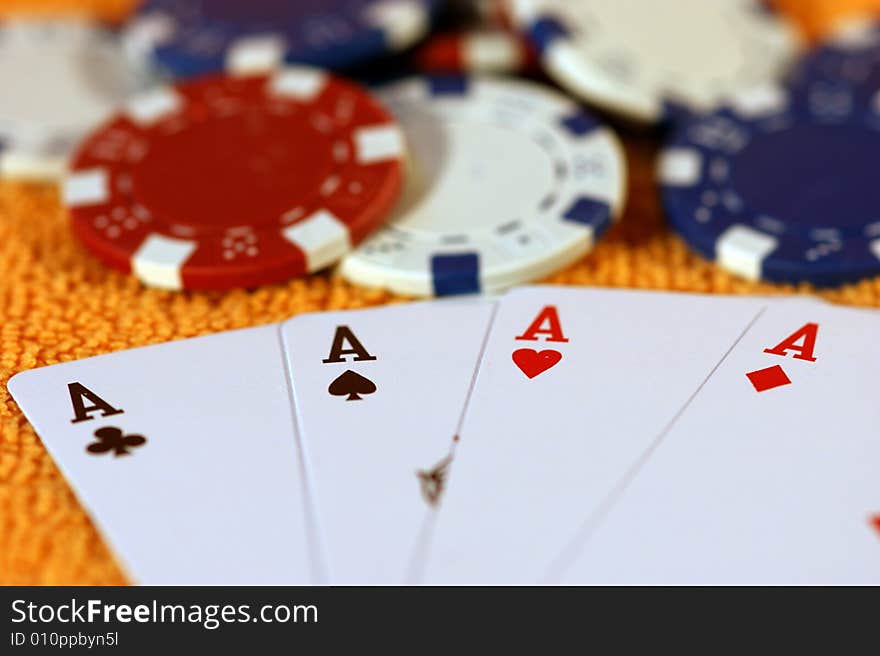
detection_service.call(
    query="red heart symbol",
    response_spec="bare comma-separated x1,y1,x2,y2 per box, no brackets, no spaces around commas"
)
512,348,562,379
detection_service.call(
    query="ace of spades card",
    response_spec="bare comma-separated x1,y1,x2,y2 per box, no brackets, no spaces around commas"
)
279,300,495,584
7,325,315,585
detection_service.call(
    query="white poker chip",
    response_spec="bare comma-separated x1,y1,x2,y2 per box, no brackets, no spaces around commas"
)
0,20,147,181
506,0,801,123
341,75,627,297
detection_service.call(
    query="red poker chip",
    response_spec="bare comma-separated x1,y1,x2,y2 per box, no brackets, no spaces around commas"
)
412,27,538,75
64,68,404,290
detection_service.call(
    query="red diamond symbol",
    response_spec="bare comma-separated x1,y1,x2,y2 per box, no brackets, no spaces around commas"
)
871,514,880,538
746,364,791,393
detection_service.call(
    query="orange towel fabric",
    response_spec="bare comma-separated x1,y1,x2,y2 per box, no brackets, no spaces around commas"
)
773,0,880,41
2,1,879,586
0,0,135,23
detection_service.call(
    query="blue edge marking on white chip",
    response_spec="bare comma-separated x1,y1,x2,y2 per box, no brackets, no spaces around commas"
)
133,0,440,77
660,76,880,287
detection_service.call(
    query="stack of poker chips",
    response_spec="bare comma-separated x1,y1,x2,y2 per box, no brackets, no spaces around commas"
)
2,1,880,291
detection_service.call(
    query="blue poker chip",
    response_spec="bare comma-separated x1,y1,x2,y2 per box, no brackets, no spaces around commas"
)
660,80,880,287
787,18,880,97
125,0,439,78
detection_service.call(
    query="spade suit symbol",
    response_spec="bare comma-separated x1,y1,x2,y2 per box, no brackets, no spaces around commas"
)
328,369,377,401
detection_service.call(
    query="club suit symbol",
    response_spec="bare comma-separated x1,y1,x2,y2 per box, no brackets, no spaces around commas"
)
86,426,146,457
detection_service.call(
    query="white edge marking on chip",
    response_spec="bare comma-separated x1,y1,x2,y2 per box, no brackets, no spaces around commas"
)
828,16,880,49
659,149,702,187
507,0,539,24
381,77,430,103
730,84,787,118
717,225,778,281
125,12,175,52
870,239,880,262
270,67,328,101
227,35,286,75
355,125,404,164
63,168,110,207
0,151,67,181
366,0,428,49
132,234,197,290
283,210,351,273
126,88,182,126
465,32,520,71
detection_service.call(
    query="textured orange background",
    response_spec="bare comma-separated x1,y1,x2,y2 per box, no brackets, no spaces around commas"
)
774,0,880,40
2,1,879,585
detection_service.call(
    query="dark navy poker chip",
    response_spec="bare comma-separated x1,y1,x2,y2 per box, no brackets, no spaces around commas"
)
125,0,440,78
787,18,880,98
660,80,880,286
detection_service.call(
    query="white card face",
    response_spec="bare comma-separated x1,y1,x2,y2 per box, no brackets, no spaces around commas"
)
561,299,880,584
280,300,495,584
7,325,313,585
423,286,770,583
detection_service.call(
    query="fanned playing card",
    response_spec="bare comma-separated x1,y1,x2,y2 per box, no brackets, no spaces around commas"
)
422,286,771,583
279,300,495,583
8,325,314,585
560,298,880,583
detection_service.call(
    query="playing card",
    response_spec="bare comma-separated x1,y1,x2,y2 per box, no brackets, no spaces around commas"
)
422,286,771,583
279,300,495,584
559,298,880,584
7,325,314,585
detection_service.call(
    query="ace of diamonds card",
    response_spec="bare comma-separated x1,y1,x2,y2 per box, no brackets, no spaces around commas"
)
560,298,880,584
